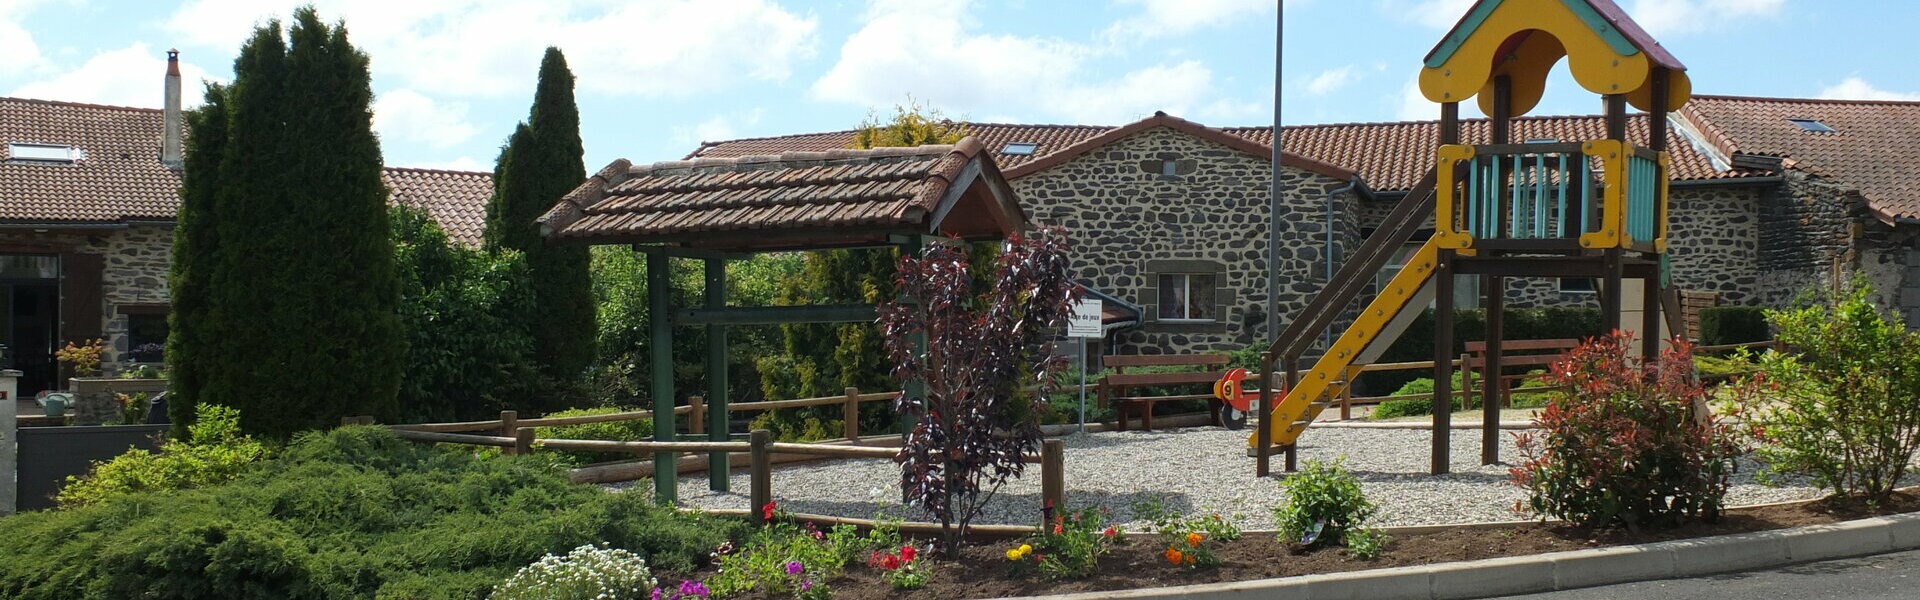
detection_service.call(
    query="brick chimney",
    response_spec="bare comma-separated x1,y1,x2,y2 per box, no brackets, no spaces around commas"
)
161,49,182,167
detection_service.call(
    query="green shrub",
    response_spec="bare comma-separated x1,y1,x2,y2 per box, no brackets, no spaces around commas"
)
1732,284,1920,500
533,407,654,465
1699,306,1770,346
1342,527,1391,559
491,545,656,600
0,426,747,600
1134,498,1237,570
1006,506,1121,579
709,515,897,597
1694,353,1756,379
1370,372,1463,420
1513,334,1740,529
57,404,268,507
1364,307,1605,394
1272,459,1377,550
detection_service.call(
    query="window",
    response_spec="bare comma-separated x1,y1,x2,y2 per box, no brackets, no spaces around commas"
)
1156,273,1218,321
7,143,83,163
1786,118,1836,133
125,311,169,363
1002,142,1039,155
1160,160,1178,177
1559,278,1596,293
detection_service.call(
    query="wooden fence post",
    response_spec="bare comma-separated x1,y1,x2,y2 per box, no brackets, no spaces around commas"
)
842,387,860,441
749,429,772,525
1041,439,1065,516
513,427,535,456
498,410,518,438
689,396,704,437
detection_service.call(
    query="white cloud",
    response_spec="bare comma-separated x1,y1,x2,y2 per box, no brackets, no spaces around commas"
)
373,88,479,150
1381,0,1477,30
1817,77,1920,102
814,0,1251,125
1306,65,1358,95
164,0,819,98
415,155,488,172
1105,0,1274,41
11,42,222,108
0,0,52,78
1626,0,1785,37
1396,73,1434,121
671,108,766,147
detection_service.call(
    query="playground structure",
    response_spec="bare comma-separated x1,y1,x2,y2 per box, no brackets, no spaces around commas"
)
1248,0,1692,475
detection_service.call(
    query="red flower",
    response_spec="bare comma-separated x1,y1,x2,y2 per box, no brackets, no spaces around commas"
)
761,501,778,521
1102,527,1117,538
1052,523,1063,535
900,545,917,562
880,554,901,570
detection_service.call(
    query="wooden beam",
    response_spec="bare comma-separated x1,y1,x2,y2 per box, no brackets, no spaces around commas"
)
1432,249,1455,475
704,258,730,492
1649,68,1670,152
675,304,878,326
648,251,678,504
632,244,745,261
1482,275,1503,466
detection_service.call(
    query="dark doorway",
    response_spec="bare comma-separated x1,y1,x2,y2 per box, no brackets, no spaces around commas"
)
1,254,61,397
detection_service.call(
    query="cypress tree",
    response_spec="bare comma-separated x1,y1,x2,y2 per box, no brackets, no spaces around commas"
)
190,9,402,437
165,83,228,439
484,47,594,396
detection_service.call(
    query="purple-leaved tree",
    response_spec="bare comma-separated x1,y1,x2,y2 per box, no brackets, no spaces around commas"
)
879,227,1077,554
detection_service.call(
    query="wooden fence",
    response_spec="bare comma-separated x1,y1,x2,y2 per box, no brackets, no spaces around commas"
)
384,386,899,442
364,421,1066,530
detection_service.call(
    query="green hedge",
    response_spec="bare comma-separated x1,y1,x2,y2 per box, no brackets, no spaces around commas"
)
1698,306,1770,346
1360,307,1605,395
0,426,746,600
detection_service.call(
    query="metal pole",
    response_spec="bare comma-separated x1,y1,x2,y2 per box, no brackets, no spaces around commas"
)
1266,0,1284,345
1077,336,1088,434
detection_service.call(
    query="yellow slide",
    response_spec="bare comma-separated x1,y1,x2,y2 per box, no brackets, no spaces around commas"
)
1251,236,1445,448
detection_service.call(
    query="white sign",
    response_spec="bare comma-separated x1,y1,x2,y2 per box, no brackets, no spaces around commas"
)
1068,299,1103,338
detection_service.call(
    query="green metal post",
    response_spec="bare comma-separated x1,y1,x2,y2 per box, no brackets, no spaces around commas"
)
705,259,729,492
648,251,677,504
898,235,925,437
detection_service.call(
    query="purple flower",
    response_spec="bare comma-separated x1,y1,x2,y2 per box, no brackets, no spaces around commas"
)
678,580,711,598
651,589,664,600
785,560,805,575
802,579,814,591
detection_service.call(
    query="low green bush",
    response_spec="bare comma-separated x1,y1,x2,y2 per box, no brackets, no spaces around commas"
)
56,404,268,507
533,407,654,465
1699,306,1770,346
708,512,898,598
0,426,747,600
1273,459,1383,556
1370,373,1463,420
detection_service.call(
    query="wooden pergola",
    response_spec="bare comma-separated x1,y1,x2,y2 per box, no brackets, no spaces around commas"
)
539,137,1027,503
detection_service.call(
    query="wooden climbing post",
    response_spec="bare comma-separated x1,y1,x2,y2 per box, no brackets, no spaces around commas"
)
1483,275,1504,465
1041,439,1065,515
1433,249,1455,475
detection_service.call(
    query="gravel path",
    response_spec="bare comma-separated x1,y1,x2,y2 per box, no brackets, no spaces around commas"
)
618,427,1835,529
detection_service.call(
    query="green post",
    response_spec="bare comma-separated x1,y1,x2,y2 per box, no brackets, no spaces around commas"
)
648,251,677,504
897,236,925,436
704,258,730,492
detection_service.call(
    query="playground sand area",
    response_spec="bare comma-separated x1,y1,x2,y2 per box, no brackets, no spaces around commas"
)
632,426,1834,529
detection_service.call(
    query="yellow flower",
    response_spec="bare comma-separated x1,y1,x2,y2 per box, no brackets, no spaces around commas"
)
1019,544,1033,554
1006,548,1022,560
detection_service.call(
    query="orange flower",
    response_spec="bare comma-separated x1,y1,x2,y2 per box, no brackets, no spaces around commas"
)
1164,547,1184,566
1185,532,1203,547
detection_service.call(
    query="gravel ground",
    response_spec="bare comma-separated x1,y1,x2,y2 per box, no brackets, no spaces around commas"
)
619,427,1836,529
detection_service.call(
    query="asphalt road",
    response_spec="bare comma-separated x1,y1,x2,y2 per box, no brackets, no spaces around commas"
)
1496,548,1920,599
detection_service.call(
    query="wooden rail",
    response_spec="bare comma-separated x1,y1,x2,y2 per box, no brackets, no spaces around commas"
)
379,426,1067,527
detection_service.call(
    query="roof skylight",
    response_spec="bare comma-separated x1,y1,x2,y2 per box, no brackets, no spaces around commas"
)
1786,118,1837,133
8,143,84,163
1002,142,1039,155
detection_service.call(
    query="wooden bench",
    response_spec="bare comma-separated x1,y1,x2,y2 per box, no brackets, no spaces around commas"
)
1096,354,1232,431
1461,339,1577,409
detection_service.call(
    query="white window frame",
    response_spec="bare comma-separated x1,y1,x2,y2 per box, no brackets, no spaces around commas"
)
1156,273,1217,322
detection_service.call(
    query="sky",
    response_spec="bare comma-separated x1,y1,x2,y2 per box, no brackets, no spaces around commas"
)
3,0,1917,175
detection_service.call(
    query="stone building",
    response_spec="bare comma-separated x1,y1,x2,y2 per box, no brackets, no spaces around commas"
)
0,54,493,397
689,96,1920,355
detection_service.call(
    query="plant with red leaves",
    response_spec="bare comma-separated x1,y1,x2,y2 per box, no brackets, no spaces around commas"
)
1509,331,1741,531
879,227,1078,555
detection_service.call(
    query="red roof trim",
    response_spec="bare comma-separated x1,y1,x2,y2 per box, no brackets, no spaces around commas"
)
1000,111,1357,182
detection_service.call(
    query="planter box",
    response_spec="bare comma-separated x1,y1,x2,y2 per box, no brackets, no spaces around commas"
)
67,378,166,426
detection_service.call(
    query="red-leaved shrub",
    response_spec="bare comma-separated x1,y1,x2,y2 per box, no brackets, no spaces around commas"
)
1510,331,1741,530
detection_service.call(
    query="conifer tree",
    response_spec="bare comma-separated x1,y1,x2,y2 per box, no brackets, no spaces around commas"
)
176,8,403,437
484,47,594,395
165,83,228,438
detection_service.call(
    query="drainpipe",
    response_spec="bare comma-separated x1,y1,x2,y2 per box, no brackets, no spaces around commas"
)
1322,177,1359,350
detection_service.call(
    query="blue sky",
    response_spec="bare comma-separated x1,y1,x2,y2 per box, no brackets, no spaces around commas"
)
3,0,1916,174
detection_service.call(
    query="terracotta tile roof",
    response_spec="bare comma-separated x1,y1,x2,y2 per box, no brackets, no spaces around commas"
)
382,167,494,246
1001,112,1354,181
692,113,1760,194
0,96,494,245
1238,113,1760,193
544,137,1025,251
1679,95,1920,221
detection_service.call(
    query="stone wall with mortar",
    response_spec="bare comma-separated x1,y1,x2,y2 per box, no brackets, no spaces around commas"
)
1010,127,1360,354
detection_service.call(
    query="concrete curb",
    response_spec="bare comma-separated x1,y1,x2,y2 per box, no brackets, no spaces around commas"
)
988,511,1920,600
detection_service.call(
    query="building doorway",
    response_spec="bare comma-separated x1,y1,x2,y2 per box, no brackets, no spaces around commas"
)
1,254,61,397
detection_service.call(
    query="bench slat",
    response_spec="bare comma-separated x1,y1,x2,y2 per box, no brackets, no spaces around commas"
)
1102,354,1230,369
1464,339,1579,353
1102,372,1227,387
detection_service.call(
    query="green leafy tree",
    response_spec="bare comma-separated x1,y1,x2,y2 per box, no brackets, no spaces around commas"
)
392,207,541,422
485,47,595,398
175,9,403,438
165,83,228,438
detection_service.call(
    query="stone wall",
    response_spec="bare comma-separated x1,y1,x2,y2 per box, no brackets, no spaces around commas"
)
1010,127,1359,354
1754,171,1858,306
0,224,173,375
